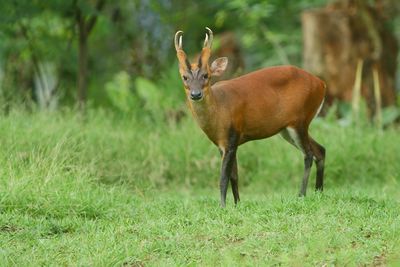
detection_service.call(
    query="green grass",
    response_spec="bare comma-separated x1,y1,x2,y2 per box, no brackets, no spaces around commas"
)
0,110,399,266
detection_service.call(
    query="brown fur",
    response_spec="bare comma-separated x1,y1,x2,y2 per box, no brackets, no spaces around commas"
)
175,29,326,206
185,65,326,148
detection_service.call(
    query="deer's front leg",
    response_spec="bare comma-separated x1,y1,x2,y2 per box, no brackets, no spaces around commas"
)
231,156,240,205
220,147,237,208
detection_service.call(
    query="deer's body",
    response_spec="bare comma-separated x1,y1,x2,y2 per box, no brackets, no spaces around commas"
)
175,28,326,207
188,65,325,147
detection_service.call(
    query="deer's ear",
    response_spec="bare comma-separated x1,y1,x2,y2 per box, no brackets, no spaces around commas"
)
210,57,228,77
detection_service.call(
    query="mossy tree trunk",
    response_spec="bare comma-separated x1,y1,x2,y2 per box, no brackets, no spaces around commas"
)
302,0,398,116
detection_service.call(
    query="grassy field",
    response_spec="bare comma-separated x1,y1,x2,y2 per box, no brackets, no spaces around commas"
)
0,110,399,266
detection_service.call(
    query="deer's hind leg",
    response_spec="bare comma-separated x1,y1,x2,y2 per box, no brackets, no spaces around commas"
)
309,137,325,191
280,127,313,197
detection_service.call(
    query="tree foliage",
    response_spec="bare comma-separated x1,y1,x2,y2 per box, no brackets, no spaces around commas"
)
0,0,398,114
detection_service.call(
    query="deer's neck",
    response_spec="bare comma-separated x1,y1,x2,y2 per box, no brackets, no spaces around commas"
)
188,88,218,133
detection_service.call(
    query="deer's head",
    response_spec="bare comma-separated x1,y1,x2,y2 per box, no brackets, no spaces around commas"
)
174,27,228,101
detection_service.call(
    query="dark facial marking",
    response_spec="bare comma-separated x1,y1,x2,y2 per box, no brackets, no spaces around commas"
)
197,56,202,69
185,58,191,71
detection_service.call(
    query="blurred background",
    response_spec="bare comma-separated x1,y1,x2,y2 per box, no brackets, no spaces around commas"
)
2,2,400,264
0,0,399,125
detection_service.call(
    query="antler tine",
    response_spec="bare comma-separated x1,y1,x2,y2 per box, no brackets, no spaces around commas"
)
174,30,183,51
204,27,213,48
203,33,209,48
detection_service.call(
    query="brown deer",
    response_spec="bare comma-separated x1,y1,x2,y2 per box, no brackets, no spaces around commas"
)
174,27,326,207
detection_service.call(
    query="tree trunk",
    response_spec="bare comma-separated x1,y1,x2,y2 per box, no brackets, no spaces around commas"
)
74,0,105,112
77,17,88,111
302,1,398,116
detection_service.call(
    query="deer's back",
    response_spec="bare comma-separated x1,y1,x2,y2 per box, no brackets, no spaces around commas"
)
212,65,325,143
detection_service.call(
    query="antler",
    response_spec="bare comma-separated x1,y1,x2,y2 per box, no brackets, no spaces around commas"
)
174,30,183,51
203,27,213,49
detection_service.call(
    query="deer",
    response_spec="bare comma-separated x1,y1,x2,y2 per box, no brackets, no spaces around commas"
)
174,27,326,207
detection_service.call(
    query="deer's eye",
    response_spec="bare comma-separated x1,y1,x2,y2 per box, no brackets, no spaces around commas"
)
203,74,208,79
182,75,188,81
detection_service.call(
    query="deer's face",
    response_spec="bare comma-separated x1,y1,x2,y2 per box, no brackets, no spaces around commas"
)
178,58,210,101
175,28,228,102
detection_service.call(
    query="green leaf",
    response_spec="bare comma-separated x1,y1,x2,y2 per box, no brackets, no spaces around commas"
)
135,77,161,113
105,71,136,112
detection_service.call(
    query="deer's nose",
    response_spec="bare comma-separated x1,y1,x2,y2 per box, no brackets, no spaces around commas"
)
190,91,203,101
